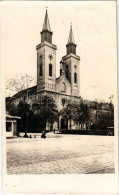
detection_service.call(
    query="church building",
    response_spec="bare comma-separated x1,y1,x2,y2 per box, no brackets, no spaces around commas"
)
10,9,82,130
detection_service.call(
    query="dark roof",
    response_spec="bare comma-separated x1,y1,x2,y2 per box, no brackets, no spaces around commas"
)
68,25,75,44
12,85,37,99
6,97,11,101
42,9,52,32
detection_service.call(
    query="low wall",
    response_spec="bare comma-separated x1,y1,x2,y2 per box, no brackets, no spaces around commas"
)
59,129,114,136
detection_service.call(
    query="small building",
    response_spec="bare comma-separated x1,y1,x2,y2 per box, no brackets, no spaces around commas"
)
6,115,21,138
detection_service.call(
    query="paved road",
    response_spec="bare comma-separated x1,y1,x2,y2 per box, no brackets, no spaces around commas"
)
7,133,115,174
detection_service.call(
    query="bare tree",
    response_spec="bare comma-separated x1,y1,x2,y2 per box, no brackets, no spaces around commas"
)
6,74,36,93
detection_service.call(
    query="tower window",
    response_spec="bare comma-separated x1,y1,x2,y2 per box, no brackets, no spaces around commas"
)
40,64,43,76
74,72,77,83
49,64,52,77
65,64,69,80
39,55,43,61
62,82,66,92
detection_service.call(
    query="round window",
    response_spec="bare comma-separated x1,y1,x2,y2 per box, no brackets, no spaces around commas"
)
49,54,53,61
39,55,43,61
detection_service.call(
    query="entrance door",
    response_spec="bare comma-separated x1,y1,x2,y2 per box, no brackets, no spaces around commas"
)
61,119,65,129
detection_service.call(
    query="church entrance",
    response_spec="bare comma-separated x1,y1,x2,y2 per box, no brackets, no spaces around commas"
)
61,118,68,130
61,119,65,129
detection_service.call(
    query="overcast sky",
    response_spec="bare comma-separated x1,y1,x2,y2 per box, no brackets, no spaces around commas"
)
1,1,117,101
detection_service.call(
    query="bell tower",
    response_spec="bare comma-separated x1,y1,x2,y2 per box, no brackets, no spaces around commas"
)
62,25,80,96
36,9,57,92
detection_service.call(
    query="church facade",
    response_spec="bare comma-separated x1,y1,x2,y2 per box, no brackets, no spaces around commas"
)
11,10,82,130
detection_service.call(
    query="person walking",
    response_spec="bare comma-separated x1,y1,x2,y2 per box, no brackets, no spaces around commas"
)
41,130,46,139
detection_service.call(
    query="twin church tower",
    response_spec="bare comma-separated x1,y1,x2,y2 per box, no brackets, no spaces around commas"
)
36,9,80,97
11,9,81,130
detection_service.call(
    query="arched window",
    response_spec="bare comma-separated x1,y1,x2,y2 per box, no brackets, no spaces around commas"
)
62,82,66,92
40,64,43,76
65,64,69,80
39,55,43,61
74,72,77,83
49,64,52,77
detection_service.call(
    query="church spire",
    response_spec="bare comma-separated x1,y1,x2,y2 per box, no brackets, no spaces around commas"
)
68,24,75,44
66,24,76,55
42,9,51,32
41,9,53,44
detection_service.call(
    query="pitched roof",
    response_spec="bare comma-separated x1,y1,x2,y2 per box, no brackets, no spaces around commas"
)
12,85,37,99
42,9,51,32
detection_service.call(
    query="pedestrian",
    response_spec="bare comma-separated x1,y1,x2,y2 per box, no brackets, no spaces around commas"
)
41,130,46,139
53,128,56,134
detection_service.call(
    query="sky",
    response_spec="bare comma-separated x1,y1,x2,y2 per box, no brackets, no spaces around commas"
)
1,1,117,101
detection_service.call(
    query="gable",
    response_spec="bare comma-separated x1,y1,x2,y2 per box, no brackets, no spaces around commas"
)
56,75,71,95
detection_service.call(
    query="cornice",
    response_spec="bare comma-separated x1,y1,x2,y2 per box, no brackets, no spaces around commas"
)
62,53,80,61
36,41,57,50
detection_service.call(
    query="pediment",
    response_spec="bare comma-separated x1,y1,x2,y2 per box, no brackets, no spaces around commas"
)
56,75,71,87
56,75,71,95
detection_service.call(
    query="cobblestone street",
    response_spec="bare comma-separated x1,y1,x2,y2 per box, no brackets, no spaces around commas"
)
7,133,115,174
